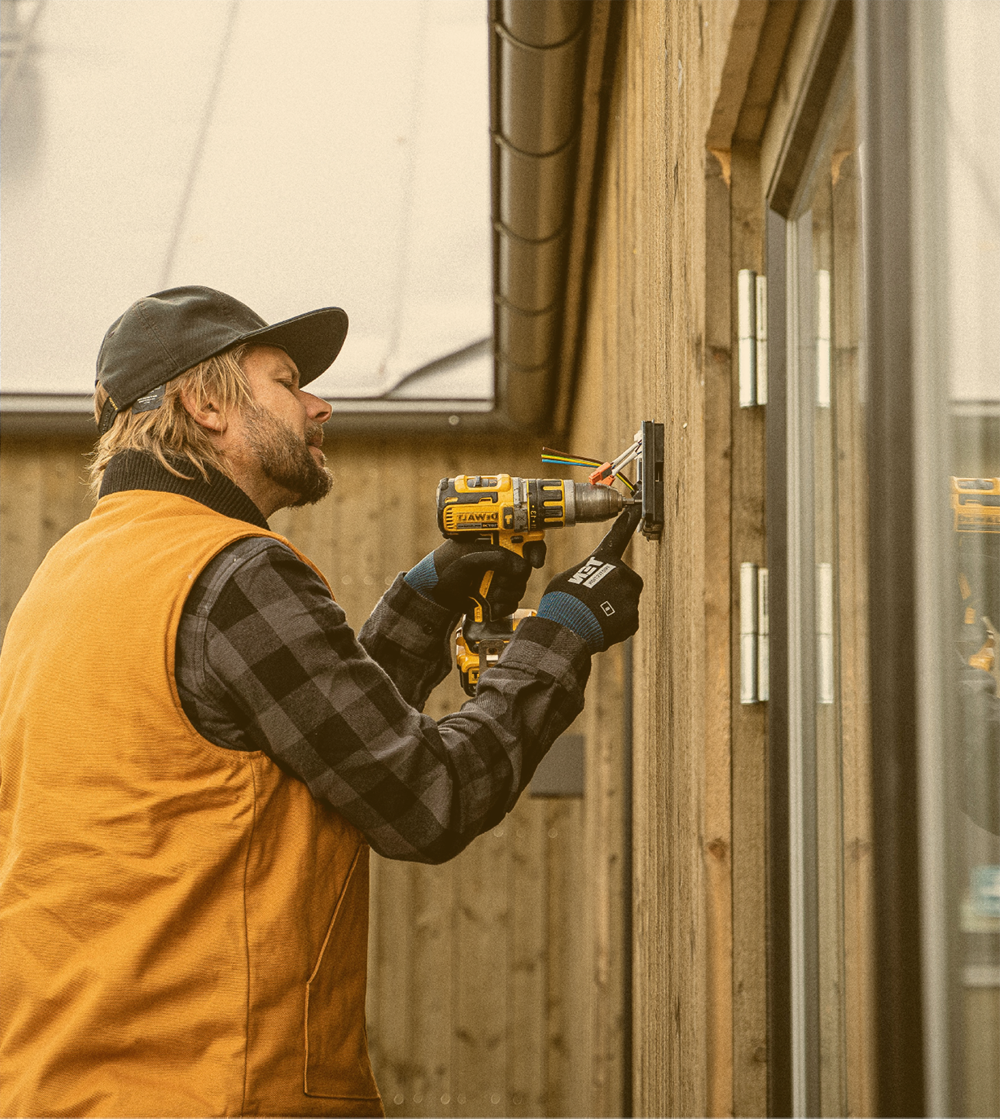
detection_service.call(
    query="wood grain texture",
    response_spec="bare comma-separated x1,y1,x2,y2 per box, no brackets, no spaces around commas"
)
507,797,547,1116
728,144,769,1119
0,439,95,641
564,0,742,1111
453,828,508,1117
583,640,628,1118
831,148,876,1119
703,156,735,1118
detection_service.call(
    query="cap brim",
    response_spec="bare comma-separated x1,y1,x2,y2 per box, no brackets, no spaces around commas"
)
238,307,348,388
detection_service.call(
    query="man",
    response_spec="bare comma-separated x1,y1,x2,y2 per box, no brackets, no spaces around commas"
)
0,286,643,1117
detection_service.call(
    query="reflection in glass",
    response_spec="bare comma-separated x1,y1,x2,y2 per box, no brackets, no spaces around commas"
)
782,90,873,1116
938,3,1000,1114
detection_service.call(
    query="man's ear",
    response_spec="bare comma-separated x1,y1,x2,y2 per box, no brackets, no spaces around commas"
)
179,386,227,433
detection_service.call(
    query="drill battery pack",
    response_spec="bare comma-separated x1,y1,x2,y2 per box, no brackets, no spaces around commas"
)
455,609,536,696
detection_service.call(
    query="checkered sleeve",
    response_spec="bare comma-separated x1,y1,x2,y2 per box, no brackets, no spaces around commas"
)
356,574,460,707
176,538,591,863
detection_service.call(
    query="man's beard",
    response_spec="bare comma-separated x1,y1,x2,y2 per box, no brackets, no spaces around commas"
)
241,402,333,507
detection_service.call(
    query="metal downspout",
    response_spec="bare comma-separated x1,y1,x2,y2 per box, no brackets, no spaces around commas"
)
490,0,589,432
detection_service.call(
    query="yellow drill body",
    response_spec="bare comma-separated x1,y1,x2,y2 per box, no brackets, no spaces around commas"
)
437,474,631,692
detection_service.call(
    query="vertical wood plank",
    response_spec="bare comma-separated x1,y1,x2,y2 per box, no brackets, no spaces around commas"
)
832,149,876,1119
544,798,589,1118
1,446,44,635
704,152,736,1118
566,2,738,1113
624,0,670,1109
584,644,627,1118
453,830,508,1118
41,444,95,552
1,438,96,641
405,862,455,1116
559,102,632,1113
367,858,415,1111
728,142,770,1118
506,796,547,1117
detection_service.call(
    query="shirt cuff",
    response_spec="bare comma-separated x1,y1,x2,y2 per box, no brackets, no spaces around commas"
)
491,615,592,700
365,572,461,655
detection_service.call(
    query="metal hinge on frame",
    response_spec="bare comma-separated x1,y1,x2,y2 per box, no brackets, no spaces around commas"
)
740,562,769,704
738,270,768,407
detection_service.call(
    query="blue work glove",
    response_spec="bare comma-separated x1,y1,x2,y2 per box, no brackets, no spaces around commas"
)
405,539,546,619
536,507,643,651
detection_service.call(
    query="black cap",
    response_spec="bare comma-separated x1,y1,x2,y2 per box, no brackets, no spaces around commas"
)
96,285,348,434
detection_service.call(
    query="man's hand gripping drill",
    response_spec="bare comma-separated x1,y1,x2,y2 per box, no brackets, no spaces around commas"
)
405,474,643,694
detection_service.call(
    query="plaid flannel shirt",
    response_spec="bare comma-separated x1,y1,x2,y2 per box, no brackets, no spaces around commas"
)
101,454,591,864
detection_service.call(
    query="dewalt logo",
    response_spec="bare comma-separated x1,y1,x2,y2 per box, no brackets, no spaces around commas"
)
443,508,500,531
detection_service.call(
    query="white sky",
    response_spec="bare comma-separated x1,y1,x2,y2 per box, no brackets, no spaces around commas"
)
0,0,493,401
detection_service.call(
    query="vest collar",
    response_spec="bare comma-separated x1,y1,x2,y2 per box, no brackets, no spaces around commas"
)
99,451,270,529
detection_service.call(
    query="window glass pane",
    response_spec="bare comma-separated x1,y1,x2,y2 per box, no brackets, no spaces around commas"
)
780,80,872,1117
939,2,1000,1112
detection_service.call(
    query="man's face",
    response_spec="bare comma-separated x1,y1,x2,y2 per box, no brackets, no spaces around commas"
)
232,345,334,510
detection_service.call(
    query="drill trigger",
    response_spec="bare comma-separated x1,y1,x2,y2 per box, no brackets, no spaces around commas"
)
523,541,546,569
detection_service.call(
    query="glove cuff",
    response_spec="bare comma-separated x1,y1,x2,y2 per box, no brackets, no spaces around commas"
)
536,591,603,652
403,553,439,597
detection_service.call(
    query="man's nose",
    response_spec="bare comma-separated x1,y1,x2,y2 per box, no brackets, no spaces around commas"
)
304,391,332,424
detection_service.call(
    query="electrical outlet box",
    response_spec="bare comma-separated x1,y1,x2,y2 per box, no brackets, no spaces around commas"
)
639,420,664,540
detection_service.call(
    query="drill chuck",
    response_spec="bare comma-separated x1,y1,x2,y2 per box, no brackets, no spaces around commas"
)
567,482,631,524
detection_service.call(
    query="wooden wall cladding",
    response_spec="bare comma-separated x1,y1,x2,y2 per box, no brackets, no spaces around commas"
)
1,439,97,641
566,1,743,1114
563,2,711,1110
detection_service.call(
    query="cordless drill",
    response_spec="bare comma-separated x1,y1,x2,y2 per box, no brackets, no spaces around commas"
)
437,474,634,693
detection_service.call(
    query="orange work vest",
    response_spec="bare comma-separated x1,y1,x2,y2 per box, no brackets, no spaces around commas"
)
0,490,383,1117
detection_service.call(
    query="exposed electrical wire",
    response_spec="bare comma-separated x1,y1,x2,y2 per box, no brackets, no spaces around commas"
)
541,446,635,493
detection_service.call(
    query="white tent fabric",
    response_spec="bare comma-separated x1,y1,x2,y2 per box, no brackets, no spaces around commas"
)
0,0,493,403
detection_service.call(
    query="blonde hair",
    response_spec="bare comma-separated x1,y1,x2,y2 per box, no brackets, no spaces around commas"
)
88,344,254,496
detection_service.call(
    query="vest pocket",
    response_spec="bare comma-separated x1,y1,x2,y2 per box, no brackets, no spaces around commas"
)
304,843,381,1101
